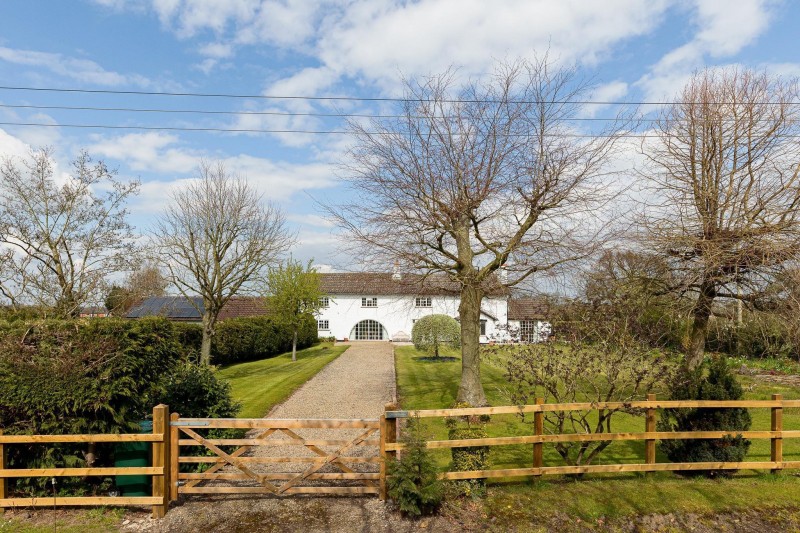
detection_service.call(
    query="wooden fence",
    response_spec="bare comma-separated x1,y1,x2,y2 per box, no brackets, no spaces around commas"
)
382,395,800,480
0,405,171,518
3,397,800,516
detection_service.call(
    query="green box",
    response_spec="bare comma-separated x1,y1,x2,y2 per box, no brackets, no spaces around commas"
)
114,420,153,496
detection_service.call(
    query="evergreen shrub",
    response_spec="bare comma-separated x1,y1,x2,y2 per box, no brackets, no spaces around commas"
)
445,403,490,496
657,357,752,476
387,417,443,517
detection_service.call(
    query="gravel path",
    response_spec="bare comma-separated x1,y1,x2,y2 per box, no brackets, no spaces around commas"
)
266,341,396,420
150,342,399,533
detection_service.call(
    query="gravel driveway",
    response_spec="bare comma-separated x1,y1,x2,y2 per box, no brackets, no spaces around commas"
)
148,341,402,533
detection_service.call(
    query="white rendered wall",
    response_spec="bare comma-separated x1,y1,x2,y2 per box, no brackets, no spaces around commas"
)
317,294,508,342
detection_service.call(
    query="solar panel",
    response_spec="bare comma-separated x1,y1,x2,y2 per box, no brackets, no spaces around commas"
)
126,296,204,320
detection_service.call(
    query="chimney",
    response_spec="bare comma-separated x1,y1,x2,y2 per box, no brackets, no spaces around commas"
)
392,260,402,281
499,264,508,284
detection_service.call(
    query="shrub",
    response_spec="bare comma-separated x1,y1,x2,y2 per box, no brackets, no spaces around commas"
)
502,338,673,466
657,357,752,476
387,418,443,517
211,315,317,365
153,361,240,418
411,314,460,357
445,404,490,497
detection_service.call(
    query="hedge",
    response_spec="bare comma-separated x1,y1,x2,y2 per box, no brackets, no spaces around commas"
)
211,314,317,365
0,316,239,496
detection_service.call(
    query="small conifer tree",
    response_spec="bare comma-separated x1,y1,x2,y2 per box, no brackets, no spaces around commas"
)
658,357,751,476
386,417,443,516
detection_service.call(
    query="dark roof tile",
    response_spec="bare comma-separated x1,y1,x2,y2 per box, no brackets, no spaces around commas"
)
507,298,548,320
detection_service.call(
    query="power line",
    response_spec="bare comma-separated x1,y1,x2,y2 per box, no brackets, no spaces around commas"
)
2,104,793,125
2,84,798,106
5,120,800,138
0,103,651,122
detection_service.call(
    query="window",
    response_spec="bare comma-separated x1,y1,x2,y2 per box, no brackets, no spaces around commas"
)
351,319,386,340
317,320,329,330
362,297,377,307
319,296,329,308
414,296,432,308
520,320,535,343
480,319,487,336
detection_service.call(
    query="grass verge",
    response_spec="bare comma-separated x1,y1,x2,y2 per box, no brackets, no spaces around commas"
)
218,342,348,417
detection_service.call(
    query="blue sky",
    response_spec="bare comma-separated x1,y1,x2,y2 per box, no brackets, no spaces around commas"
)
0,0,798,271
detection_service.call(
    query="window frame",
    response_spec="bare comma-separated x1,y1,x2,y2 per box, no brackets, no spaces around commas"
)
361,297,378,308
414,296,432,308
319,296,329,308
317,319,330,331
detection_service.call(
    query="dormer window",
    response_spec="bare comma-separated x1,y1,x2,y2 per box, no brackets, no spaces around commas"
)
362,297,377,307
415,297,432,308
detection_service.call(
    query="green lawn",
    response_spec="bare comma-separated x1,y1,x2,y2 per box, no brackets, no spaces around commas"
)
218,342,348,418
395,344,800,520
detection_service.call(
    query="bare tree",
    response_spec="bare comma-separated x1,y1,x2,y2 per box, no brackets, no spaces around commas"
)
333,57,625,405
0,148,140,317
153,161,294,365
105,262,169,315
639,68,800,369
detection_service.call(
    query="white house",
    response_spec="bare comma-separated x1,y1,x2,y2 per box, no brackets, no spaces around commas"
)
316,272,548,343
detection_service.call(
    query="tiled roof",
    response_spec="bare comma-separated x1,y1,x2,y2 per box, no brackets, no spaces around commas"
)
217,297,270,320
507,298,548,320
318,272,509,297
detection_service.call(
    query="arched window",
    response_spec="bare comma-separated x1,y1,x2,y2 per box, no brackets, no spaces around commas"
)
350,319,387,340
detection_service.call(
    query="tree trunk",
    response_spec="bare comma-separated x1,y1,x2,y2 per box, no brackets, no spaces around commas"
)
457,283,487,406
687,280,716,370
292,329,298,362
200,310,215,365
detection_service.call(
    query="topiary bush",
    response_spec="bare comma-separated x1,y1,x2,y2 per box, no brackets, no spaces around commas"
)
412,314,460,358
657,357,752,476
387,417,443,517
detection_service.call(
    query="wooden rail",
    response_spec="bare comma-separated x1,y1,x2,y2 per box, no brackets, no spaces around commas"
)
0,405,171,518
380,395,798,483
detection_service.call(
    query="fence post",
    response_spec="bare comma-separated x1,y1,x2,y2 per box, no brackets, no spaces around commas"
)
0,429,6,513
533,397,544,476
152,404,170,518
645,393,657,470
380,402,398,501
772,394,783,472
169,412,180,502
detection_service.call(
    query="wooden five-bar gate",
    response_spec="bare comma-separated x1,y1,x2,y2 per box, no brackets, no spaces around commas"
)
3,397,800,517
170,415,382,499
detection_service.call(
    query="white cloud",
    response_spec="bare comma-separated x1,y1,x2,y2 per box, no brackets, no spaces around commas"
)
89,132,198,173
0,128,32,160
119,0,670,94
88,132,338,216
0,46,152,87
580,81,629,118
637,0,777,101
